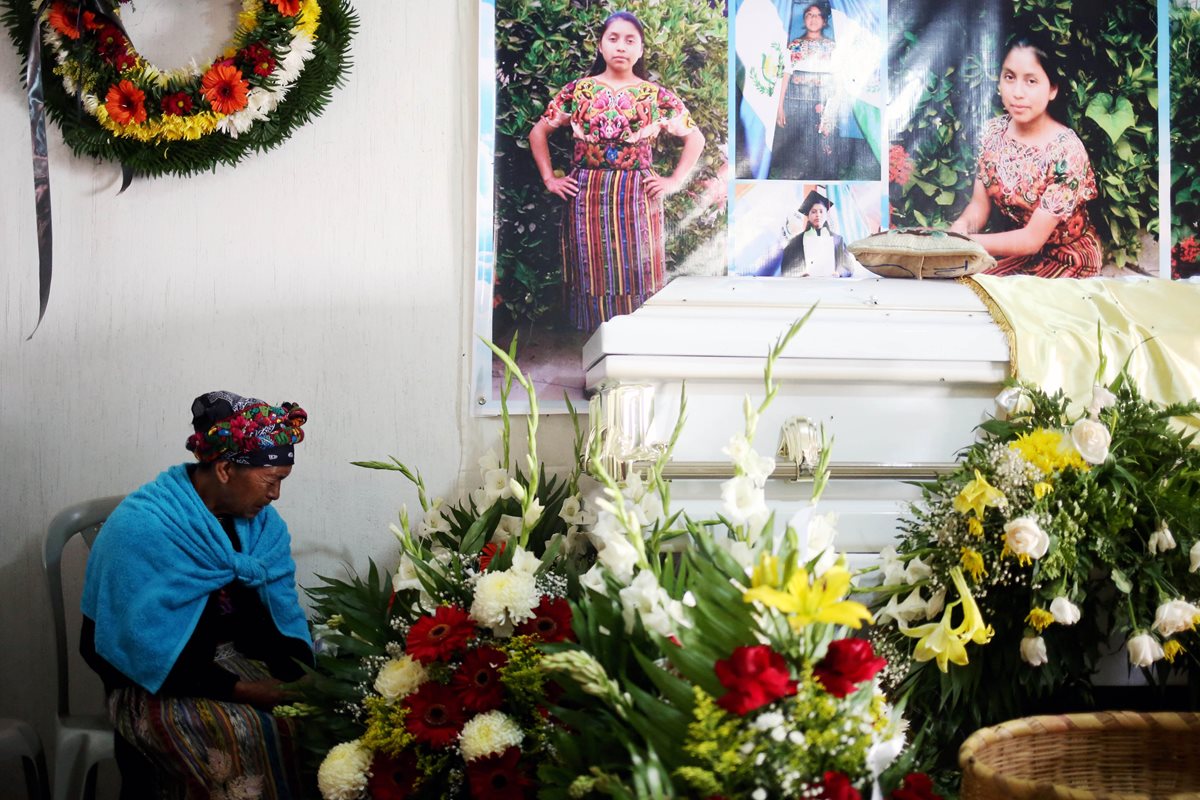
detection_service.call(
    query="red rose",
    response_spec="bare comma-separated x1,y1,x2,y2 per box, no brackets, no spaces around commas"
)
820,771,862,800
891,773,942,800
514,595,574,643
713,645,797,716
403,682,465,748
813,638,887,698
453,646,508,713
466,747,533,800
406,605,475,663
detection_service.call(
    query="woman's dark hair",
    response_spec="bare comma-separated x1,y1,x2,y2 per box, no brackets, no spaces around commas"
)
587,11,649,80
1004,33,1070,122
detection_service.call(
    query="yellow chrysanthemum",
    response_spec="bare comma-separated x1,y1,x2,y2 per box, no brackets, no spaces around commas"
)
93,104,222,141
960,548,987,582
1010,429,1089,474
1163,640,1186,664
953,470,1006,519
238,0,263,34
743,560,873,631
1026,607,1055,633
296,0,323,40
967,517,984,537
1033,481,1053,499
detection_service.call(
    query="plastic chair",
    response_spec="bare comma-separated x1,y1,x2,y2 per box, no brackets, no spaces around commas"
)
44,496,124,800
0,718,50,800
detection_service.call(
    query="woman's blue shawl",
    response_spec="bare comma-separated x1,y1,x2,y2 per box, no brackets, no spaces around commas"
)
81,463,312,693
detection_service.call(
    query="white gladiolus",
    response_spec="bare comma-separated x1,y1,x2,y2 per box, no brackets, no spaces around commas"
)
904,555,933,583
491,515,523,545
1020,635,1048,666
595,535,639,582
580,564,608,596
924,586,948,620
720,475,768,527
879,546,909,586
1088,384,1117,418
1190,541,1200,573
1050,597,1081,625
1127,633,1164,667
876,589,927,625
392,553,422,593
483,468,513,503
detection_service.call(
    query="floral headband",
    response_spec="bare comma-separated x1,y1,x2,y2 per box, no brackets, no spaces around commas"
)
186,391,307,466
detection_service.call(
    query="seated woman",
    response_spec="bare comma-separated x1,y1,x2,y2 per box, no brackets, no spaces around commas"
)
81,391,313,799
780,189,853,277
949,35,1101,278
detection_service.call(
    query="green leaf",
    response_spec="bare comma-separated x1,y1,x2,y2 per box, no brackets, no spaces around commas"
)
1084,92,1136,144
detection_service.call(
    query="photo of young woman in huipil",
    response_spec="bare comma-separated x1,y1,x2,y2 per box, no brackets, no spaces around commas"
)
768,1,878,181
528,11,706,333
949,34,1101,278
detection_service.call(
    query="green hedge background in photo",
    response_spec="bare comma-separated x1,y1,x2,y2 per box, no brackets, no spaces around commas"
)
889,0,1158,270
1170,4,1200,273
491,0,727,331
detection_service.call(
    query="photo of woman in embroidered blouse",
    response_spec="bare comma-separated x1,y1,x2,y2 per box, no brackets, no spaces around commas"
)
766,1,880,181
528,11,706,332
949,35,1101,278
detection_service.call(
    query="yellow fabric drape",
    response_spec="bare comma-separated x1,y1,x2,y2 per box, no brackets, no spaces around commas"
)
966,275,1200,428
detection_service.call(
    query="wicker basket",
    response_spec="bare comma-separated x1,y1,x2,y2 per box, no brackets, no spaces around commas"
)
959,711,1200,799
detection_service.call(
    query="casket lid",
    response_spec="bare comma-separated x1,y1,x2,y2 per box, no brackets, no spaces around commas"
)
583,276,1010,386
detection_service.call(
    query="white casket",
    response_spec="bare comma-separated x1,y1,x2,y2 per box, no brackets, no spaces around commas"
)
581,276,1011,562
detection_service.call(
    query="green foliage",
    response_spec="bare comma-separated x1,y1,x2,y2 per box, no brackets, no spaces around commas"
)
871,374,1200,780
0,0,358,178
1171,7,1200,248
890,1,1158,268
493,0,727,328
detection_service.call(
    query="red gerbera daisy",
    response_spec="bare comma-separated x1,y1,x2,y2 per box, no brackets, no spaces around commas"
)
366,751,422,800
239,42,276,77
514,596,575,643
403,682,466,749
200,63,249,114
479,540,506,571
466,747,533,800
269,0,302,16
453,646,508,713
94,24,127,62
104,80,146,126
47,1,81,39
160,92,194,116
406,605,475,663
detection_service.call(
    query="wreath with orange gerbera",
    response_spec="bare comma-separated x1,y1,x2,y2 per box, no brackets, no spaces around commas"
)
2,0,358,177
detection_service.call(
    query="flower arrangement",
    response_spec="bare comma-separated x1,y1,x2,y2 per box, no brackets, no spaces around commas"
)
537,314,931,800
869,358,1200,779
1,0,357,176
294,323,934,799
292,342,594,799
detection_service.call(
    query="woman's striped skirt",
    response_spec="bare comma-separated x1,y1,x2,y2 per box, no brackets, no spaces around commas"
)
107,650,306,799
561,167,665,332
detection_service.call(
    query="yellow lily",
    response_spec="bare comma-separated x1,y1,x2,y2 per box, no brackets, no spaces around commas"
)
900,568,993,671
743,561,873,631
952,470,1006,519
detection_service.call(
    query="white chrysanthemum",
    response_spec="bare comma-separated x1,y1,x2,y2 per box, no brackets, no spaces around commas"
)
459,710,524,762
471,568,539,629
373,655,427,701
316,740,371,800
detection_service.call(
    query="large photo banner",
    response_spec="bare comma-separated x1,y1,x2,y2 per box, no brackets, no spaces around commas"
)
473,0,1190,412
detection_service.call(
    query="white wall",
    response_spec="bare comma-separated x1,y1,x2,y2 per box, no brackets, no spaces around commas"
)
0,2,575,794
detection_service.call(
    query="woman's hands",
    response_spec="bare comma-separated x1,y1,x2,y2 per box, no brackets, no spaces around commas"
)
543,173,579,200
776,106,787,127
644,173,683,199
232,677,294,711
